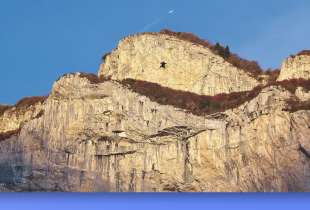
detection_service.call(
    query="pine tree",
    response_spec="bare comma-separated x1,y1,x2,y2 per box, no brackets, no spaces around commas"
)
223,46,230,59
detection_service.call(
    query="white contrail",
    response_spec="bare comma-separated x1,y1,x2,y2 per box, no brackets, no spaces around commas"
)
140,17,163,32
139,9,176,32
168,10,175,14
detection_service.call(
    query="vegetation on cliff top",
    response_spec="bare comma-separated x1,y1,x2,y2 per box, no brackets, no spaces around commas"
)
0,96,47,117
290,50,310,58
270,78,310,93
64,73,310,115
15,96,47,109
159,29,266,79
0,97,46,142
0,105,11,116
121,79,261,115
121,78,310,116
101,29,280,81
2,73,310,143
4,74,310,119
297,50,310,56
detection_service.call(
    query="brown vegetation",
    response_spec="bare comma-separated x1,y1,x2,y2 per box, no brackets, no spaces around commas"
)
121,79,263,115
297,50,310,57
6,73,310,119
271,79,310,93
0,128,21,142
290,50,310,58
120,78,310,116
276,79,310,112
160,29,265,78
226,55,262,77
57,72,109,84
1,96,46,117
57,72,310,116
283,99,310,113
160,29,213,48
264,69,280,82
79,72,113,83
101,29,281,81
101,52,111,62
0,105,11,116
78,73,104,84
15,96,47,109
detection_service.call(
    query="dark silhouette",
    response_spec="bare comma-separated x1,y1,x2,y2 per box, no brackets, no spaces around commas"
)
160,61,167,69
213,43,230,59
224,46,230,59
159,29,265,78
298,144,310,159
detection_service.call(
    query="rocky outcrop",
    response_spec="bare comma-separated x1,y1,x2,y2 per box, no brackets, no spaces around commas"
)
98,33,260,96
0,98,45,134
278,53,310,81
0,72,310,192
1,32,310,192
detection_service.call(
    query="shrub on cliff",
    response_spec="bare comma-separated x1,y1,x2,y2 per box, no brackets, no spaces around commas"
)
121,79,263,116
0,105,11,116
120,77,310,116
15,96,47,109
212,43,231,59
284,99,310,112
297,50,310,56
289,50,310,58
160,29,264,78
101,52,111,62
78,73,104,84
160,29,213,48
274,79,310,93
265,69,280,82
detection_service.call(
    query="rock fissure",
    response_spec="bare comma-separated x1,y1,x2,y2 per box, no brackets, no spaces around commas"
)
1,31,310,192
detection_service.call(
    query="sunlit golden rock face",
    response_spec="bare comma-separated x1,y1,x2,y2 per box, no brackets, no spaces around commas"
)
278,54,310,81
98,33,259,96
1,33,310,192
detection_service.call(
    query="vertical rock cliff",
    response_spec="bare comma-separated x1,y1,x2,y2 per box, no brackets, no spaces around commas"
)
98,32,260,96
278,51,310,81
1,31,310,192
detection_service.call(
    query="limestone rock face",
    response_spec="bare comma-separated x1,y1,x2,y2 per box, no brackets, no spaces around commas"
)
98,33,259,96
0,102,44,133
1,73,310,192
1,32,310,192
278,55,310,81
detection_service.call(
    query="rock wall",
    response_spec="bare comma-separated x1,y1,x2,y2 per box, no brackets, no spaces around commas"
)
0,103,44,133
98,33,259,96
1,32,310,192
278,54,310,81
1,73,310,192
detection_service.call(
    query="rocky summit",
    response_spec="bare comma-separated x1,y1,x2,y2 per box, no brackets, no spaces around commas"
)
1,30,310,192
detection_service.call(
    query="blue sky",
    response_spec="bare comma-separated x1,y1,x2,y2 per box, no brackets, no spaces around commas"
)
0,0,310,104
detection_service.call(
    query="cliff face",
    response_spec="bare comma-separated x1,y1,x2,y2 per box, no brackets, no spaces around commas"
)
98,33,260,96
1,32,310,192
0,101,44,133
278,54,310,81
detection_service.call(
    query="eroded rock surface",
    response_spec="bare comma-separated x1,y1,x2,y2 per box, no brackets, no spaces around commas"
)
0,73,310,192
98,33,259,96
278,54,310,81
1,32,310,192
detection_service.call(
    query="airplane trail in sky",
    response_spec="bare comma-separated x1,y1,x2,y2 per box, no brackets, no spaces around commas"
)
139,9,176,32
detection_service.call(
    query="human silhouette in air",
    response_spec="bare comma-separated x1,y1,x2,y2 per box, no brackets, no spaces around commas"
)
160,61,167,69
